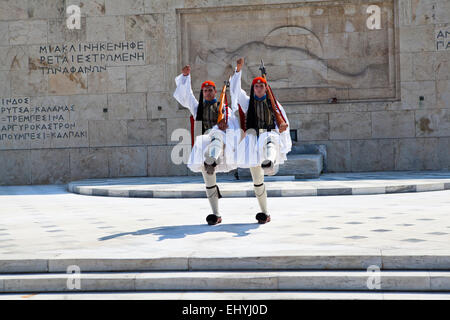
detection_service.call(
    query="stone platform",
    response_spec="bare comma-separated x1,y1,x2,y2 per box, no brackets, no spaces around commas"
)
67,171,450,198
237,153,324,179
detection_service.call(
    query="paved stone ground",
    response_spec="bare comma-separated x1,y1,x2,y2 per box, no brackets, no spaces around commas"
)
0,179,449,259
67,171,450,198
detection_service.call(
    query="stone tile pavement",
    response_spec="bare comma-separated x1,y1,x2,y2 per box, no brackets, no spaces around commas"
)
0,175,449,259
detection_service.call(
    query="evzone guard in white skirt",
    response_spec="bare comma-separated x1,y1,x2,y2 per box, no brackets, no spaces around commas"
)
229,58,292,224
173,65,241,225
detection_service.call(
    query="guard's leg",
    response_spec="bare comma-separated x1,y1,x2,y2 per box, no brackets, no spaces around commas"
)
201,164,222,225
204,130,224,172
249,165,271,224
261,135,278,175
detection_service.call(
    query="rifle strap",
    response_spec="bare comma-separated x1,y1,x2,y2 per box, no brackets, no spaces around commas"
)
225,94,229,123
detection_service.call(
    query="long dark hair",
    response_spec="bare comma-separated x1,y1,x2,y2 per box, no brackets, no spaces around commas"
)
245,84,257,131
196,90,204,121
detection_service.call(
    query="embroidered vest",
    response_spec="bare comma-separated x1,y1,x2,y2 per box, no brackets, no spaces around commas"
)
200,100,220,134
254,98,276,132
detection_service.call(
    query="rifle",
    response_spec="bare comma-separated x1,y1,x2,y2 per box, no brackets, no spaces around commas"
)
259,60,287,130
217,79,230,124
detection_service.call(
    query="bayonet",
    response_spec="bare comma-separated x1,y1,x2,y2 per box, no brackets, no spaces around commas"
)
259,59,266,76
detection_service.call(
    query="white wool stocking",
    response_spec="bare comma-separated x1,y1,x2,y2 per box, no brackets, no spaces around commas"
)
250,165,268,214
201,165,220,216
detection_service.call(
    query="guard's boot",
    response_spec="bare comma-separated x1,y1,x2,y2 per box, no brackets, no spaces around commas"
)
261,159,273,169
206,214,222,225
256,212,271,224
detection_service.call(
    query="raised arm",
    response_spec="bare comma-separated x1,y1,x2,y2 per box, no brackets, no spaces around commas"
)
173,65,199,117
229,58,250,113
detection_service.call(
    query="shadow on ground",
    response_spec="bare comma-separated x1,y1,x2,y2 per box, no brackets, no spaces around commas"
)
99,223,261,241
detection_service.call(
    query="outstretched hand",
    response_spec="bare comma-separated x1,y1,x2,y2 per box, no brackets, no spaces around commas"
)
236,58,244,73
218,119,228,131
182,65,191,76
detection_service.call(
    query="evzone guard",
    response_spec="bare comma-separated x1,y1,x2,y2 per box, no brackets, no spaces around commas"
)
173,65,240,225
229,57,292,224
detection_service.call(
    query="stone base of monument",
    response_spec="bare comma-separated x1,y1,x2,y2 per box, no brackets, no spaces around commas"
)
237,144,325,179
237,154,323,179
1,253,449,296
67,171,450,199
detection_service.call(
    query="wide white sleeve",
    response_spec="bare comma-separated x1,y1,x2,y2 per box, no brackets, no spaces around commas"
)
274,101,292,155
229,68,250,114
173,73,199,117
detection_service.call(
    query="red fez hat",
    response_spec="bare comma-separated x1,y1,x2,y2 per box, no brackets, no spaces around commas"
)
201,80,216,89
252,77,267,86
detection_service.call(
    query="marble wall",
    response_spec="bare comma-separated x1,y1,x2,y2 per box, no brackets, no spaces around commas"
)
0,0,449,185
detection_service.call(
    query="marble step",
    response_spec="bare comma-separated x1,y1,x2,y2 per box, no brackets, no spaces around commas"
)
2,254,450,273
2,291,450,300
237,154,323,178
0,270,449,293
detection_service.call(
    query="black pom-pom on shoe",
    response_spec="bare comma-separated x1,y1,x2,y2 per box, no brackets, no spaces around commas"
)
261,160,272,168
256,212,271,224
206,214,222,225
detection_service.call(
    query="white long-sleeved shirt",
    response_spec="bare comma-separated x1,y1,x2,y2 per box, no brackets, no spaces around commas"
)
173,73,199,118
229,68,293,155
173,73,240,131
172,73,241,173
